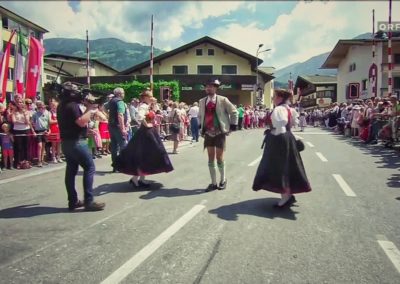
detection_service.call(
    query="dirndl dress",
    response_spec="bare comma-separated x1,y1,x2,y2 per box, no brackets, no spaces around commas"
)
48,111,61,143
99,121,110,142
252,106,311,194
115,125,173,176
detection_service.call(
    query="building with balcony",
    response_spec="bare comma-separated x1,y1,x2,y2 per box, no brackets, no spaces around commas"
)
321,38,400,102
84,36,274,106
1,5,48,102
294,75,337,109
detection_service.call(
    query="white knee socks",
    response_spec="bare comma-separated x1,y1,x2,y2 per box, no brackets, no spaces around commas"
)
217,161,225,183
208,162,217,185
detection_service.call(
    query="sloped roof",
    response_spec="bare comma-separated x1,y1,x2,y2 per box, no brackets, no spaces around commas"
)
299,75,337,84
119,36,264,75
321,38,400,69
44,63,72,77
45,53,118,73
0,5,48,33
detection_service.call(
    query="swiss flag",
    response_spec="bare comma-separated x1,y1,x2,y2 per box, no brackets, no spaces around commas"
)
25,37,44,99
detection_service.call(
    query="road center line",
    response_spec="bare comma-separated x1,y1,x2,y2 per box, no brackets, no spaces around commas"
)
377,238,400,274
315,152,328,162
101,203,206,284
332,174,356,197
306,142,315,148
248,156,262,167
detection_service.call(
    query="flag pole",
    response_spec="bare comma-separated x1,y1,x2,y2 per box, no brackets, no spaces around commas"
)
86,30,90,88
388,0,393,97
13,28,19,96
150,15,154,92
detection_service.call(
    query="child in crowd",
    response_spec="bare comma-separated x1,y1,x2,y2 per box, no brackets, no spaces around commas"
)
1,123,14,169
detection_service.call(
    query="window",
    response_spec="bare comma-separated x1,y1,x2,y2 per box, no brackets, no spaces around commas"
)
172,65,188,75
196,49,203,56
394,77,400,89
222,65,237,75
362,79,367,90
2,17,8,29
8,68,14,81
208,49,215,56
349,63,356,72
197,65,213,74
3,41,15,56
394,54,400,64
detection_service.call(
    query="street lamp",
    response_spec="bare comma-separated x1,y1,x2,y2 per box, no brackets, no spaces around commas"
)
256,44,271,105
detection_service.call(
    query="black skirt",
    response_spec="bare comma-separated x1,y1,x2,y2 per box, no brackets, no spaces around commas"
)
252,131,311,194
115,125,174,176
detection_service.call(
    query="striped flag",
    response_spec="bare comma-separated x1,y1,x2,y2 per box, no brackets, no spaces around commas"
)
15,31,28,95
0,30,16,103
388,0,393,97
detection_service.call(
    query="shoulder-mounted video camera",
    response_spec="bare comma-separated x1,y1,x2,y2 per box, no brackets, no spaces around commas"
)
52,81,106,106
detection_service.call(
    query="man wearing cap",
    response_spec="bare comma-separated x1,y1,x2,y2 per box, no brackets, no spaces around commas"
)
198,79,238,192
108,87,128,172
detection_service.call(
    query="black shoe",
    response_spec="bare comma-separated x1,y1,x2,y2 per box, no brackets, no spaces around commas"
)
84,201,105,211
68,200,84,211
218,180,227,190
138,180,150,188
205,184,218,192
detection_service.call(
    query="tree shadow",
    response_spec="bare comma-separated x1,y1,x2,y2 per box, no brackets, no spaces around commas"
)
208,198,298,221
0,204,67,219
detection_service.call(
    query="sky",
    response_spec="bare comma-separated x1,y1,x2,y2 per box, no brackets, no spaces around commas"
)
1,0,399,69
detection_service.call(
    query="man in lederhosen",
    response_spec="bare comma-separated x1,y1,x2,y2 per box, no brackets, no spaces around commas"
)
198,79,238,192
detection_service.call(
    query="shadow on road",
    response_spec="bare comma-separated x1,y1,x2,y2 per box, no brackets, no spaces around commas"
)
332,132,400,189
208,198,298,221
93,180,162,196
139,187,205,200
0,204,66,218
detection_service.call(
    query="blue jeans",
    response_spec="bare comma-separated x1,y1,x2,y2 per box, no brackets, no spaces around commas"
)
109,125,127,167
191,117,199,142
61,139,95,206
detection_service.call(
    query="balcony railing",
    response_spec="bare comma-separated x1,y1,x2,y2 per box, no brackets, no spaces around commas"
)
381,63,400,73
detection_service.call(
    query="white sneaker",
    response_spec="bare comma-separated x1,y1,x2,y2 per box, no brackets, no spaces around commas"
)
52,158,57,164
57,158,63,163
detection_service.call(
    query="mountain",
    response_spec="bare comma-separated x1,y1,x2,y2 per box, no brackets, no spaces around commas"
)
273,33,374,85
43,38,165,72
273,52,336,85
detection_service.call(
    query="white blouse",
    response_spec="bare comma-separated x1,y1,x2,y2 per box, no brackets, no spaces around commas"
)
271,105,294,135
137,103,149,122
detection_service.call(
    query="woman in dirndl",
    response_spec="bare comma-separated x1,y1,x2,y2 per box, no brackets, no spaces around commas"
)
115,89,173,188
252,89,311,208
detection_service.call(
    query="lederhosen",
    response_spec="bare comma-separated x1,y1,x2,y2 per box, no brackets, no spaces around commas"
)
203,99,226,150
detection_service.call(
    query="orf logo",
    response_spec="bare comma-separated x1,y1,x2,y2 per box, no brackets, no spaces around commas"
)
377,21,400,32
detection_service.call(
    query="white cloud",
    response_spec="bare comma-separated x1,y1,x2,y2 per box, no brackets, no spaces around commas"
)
212,1,400,69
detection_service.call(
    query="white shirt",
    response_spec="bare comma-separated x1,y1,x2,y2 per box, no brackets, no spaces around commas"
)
188,106,199,118
206,94,217,104
137,103,149,122
270,105,296,135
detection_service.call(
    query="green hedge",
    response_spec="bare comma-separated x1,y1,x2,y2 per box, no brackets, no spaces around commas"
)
91,80,180,102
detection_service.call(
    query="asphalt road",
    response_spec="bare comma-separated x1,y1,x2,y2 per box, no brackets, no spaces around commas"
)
0,127,399,284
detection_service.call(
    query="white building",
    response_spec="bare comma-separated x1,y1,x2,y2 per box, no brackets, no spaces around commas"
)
321,38,400,102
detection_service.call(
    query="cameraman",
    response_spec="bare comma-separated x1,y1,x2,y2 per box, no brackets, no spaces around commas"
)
57,82,105,211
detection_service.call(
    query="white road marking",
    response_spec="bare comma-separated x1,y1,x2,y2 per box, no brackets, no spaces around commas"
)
248,156,262,167
315,152,328,162
101,203,206,284
0,165,65,185
294,135,304,140
306,142,315,148
377,238,400,274
293,132,331,135
332,174,356,197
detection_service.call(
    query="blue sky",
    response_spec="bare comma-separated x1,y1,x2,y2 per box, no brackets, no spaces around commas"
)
1,1,399,69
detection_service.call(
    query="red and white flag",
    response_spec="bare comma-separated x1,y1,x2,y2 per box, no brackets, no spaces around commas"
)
0,30,16,103
15,31,28,95
25,36,44,99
